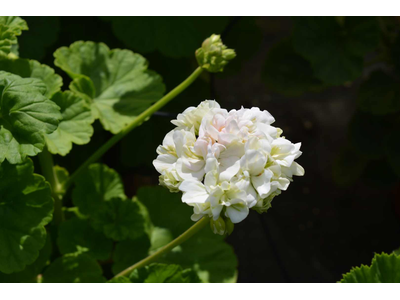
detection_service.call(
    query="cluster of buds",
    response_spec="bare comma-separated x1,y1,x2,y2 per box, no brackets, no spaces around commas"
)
195,34,236,73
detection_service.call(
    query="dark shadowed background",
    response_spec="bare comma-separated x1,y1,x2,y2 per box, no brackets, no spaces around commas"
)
23,16,400,283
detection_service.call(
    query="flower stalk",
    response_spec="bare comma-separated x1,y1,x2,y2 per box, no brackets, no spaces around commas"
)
113,216,209,279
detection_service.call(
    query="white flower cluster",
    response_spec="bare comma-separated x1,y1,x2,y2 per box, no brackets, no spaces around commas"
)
153,100,304,232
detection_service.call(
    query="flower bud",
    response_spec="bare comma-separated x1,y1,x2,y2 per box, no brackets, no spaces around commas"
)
195,34,236,73
210,216,226,235
225,218,234,235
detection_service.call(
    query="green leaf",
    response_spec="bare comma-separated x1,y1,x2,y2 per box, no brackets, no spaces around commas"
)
0,25,17,55
54,41,165,134
0,159,53,274
137,186,238,283
0,71,62,164
162,229,238,283
72,163,125,215
340,253,400,283
91,197,151,241
262,38,324,97
42,251,106,283
72,163,151,241
45,91,94,156
0,17,28,35
18,17,60,61
112,235,151,275
105,17,229,58
292,17,380,85
129,263,201,283
0,53,63,98
57,217,113,260
357,71,400,115
149,227,174,255
0,232,52,282
0,17,28,55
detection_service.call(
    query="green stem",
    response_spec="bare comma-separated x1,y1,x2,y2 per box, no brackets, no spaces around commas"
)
63,67,203,191
38,147,64,225
113,216,209,279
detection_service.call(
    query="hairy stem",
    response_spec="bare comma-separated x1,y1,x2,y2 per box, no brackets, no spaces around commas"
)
38,147,65,225
63,67,203,190
113,216,209,279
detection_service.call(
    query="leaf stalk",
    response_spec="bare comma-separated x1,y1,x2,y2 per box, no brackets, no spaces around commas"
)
38,147,65,225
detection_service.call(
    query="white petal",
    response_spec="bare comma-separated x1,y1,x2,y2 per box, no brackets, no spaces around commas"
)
240,149,267,176
291,162,305,176
219,156,241,181
225,200,249,223
153,154,177,173
252,169,273,198
179,180,209,204
176,159,205,181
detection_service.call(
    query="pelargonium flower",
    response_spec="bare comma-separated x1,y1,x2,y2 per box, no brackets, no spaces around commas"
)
153,100,304,234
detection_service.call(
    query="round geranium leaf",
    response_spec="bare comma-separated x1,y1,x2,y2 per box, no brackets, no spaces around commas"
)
45,91,94,156
112,235,151,275
0,232,52,282
54,41,165,134
57,218,113,261
0,53,63,98
0,71,62,164
42,251,106,283
0,159,53,274
72,163,125,215
0,17,28,55
72,163,151,241
341,253,400,283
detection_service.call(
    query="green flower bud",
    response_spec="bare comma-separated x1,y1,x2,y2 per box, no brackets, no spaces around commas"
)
195,34,236,73
225,218,234,235
210,216,226,235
